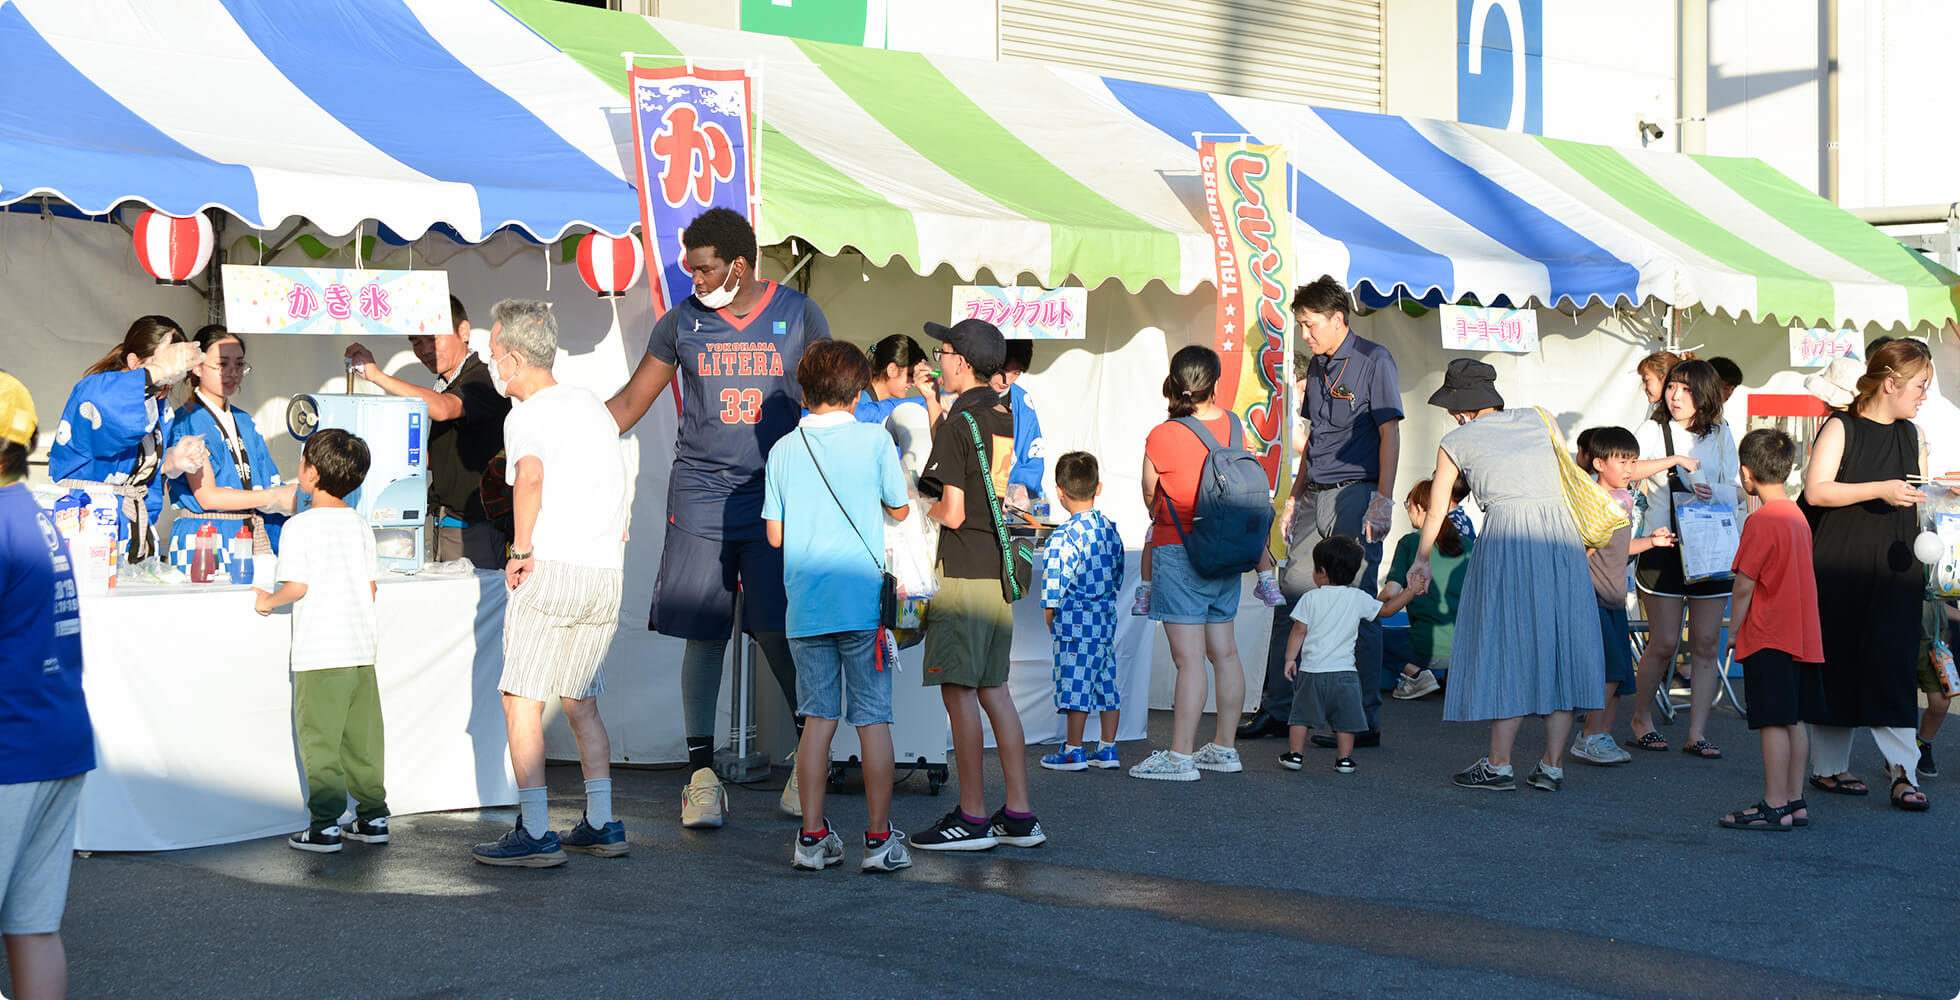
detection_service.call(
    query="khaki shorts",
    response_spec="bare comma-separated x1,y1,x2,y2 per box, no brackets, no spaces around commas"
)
923,572,1014,688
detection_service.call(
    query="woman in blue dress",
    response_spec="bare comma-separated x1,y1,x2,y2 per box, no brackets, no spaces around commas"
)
49,316,207,563
1407,360,1603,793
165,326,294,577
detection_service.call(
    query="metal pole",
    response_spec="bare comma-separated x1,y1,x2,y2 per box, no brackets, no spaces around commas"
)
1823,0,1840,203
1677,0,1708,155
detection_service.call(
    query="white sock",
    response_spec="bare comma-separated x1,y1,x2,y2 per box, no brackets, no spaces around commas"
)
518,786,549,838
584,778,613,827
1488,761,1513,776
1258,568,1277,584
1063,743,1082,753
1538,762,1564,780
1168,749,1193,762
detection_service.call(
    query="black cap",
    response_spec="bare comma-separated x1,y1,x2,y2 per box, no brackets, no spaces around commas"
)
1427,358,1505,411
924,318,1006,375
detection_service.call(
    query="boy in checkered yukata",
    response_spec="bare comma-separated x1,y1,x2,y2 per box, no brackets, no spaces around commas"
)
1039,452,1126,771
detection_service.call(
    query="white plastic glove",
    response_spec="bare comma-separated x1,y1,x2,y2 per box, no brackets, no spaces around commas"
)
142,342,205,388
256,483,299,515
1364,491,1394,542
159,435,208,478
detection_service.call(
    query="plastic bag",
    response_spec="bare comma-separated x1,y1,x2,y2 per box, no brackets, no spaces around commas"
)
1675,497,1740,584
885,496,940,601
1923,487,1960,598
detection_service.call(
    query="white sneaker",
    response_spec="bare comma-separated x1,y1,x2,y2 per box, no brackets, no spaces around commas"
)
861,829,913,873
681,767,727,828
1128,749,1200,781
791,821,844,871
1391,669,1441,700
1191,742,1244,773
1570,732,1632,766
779,751,802,817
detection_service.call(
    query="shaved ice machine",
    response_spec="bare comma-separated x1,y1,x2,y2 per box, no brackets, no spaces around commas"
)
286,393,428,573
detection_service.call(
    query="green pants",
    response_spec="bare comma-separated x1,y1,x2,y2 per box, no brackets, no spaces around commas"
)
292,665,389,832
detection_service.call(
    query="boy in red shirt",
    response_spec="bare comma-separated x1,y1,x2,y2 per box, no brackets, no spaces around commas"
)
1720,428,1824,831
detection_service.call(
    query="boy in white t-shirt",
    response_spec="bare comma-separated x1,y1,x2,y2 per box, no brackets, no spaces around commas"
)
254,428,388,853
1280,536,1421,773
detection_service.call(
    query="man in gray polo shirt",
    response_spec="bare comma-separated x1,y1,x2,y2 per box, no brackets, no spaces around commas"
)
1241,276,1402,745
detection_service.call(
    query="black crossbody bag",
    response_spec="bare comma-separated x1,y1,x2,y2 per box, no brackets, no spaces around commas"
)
800,430,900,629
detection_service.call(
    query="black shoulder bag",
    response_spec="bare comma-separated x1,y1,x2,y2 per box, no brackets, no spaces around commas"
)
800,430,900,629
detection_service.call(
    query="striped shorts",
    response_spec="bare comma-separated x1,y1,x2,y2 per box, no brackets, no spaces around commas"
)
500,560,623,702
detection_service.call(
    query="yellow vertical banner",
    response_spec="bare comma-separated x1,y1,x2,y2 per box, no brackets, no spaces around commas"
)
1199,142,1292,490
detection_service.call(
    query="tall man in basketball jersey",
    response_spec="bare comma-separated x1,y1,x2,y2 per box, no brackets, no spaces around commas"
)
606,208,830,828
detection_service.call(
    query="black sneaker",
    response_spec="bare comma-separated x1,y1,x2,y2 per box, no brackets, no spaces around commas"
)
1919,740,1939,779
987,808,1047,848
1334,756,1357,774
344,817,390,844
1452,757,1516,791
288,826,343,853
1278,751,1304,770
909,811,998,852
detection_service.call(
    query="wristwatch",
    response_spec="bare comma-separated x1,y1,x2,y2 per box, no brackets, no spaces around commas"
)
510,548,534,561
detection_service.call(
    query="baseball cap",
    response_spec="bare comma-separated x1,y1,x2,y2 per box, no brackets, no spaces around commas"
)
924,318,1006,374
0,370,35,447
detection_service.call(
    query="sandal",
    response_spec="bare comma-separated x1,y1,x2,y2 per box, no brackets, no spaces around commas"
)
1680,740,1722,759
1808,773,1870,796
1718,799,1793,831
1890,770,1930,812
1787,796,1809,827
1630,730,1670,752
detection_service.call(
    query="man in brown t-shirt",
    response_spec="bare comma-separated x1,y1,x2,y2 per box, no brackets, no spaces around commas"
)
910,318,1046,853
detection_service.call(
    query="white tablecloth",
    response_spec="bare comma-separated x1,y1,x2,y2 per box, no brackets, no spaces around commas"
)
74,570,517,851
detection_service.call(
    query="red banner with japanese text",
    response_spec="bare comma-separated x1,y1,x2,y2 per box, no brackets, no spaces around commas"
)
628,64,757,316
1199,141,1292,490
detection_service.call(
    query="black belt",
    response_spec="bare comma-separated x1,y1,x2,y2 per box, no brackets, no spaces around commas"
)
1304,478,1366,493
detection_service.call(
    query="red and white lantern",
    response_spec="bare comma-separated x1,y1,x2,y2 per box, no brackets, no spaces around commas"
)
131,209,215,286
575,232,644,298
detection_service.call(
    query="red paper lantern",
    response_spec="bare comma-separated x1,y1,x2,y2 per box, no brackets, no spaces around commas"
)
575,232,644,298
131,209,215,286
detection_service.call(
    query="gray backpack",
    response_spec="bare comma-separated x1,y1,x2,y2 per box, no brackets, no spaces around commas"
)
1163,415,1275,578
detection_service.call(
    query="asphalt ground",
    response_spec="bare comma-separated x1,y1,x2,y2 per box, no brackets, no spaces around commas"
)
11,692,1956,999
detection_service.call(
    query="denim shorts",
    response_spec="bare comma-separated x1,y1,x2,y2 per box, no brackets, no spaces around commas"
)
791,630,892,727
1149,544,1242,625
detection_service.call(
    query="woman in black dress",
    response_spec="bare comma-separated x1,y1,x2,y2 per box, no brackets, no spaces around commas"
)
1803,339,1934,810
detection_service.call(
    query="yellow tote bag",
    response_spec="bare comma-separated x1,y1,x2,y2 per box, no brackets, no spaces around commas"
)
1535,407,1630,549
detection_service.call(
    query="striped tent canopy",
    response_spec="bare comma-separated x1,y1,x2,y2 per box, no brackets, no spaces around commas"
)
3,0,1955,331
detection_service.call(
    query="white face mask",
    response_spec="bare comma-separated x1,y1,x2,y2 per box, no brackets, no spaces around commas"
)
481,347,515,398
695,263,739,310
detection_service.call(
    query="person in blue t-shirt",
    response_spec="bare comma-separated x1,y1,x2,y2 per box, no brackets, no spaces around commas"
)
764,340,913,872
991,339,1045,507
605,208,831,828
49,316,211,563
0,370,93,1000
165,325,295,578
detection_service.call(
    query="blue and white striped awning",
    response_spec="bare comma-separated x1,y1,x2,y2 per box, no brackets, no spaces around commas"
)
3,0,1954,331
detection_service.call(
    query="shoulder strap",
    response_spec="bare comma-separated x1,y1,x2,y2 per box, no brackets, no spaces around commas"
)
961,412,1023,599
1174,414,1237,453
799,430,881,572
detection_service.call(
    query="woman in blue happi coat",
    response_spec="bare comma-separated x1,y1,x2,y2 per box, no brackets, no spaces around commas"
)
49,316,210,562
165,325,294,577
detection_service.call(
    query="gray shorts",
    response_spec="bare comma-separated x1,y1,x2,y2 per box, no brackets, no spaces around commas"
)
501,560,623,702
0,774,85,934
1288,670,1367,732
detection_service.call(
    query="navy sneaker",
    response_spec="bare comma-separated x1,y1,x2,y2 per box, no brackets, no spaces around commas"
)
471,824,567,868
559,817,628,858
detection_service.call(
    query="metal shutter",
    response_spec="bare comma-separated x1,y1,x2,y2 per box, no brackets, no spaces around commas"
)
999,0,1383,111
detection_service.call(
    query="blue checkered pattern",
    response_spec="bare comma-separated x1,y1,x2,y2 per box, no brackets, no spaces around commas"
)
1043,510,1123,712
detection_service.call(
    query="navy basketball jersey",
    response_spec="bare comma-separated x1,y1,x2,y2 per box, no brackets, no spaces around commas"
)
646,280,831,540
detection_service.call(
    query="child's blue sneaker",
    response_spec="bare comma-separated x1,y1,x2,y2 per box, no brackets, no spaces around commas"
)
1040,745,1089,771
471,823,566,868
559,817,628,858
1086,743,1121,769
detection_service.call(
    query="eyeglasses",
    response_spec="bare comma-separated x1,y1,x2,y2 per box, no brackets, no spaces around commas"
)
210,361,251,375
